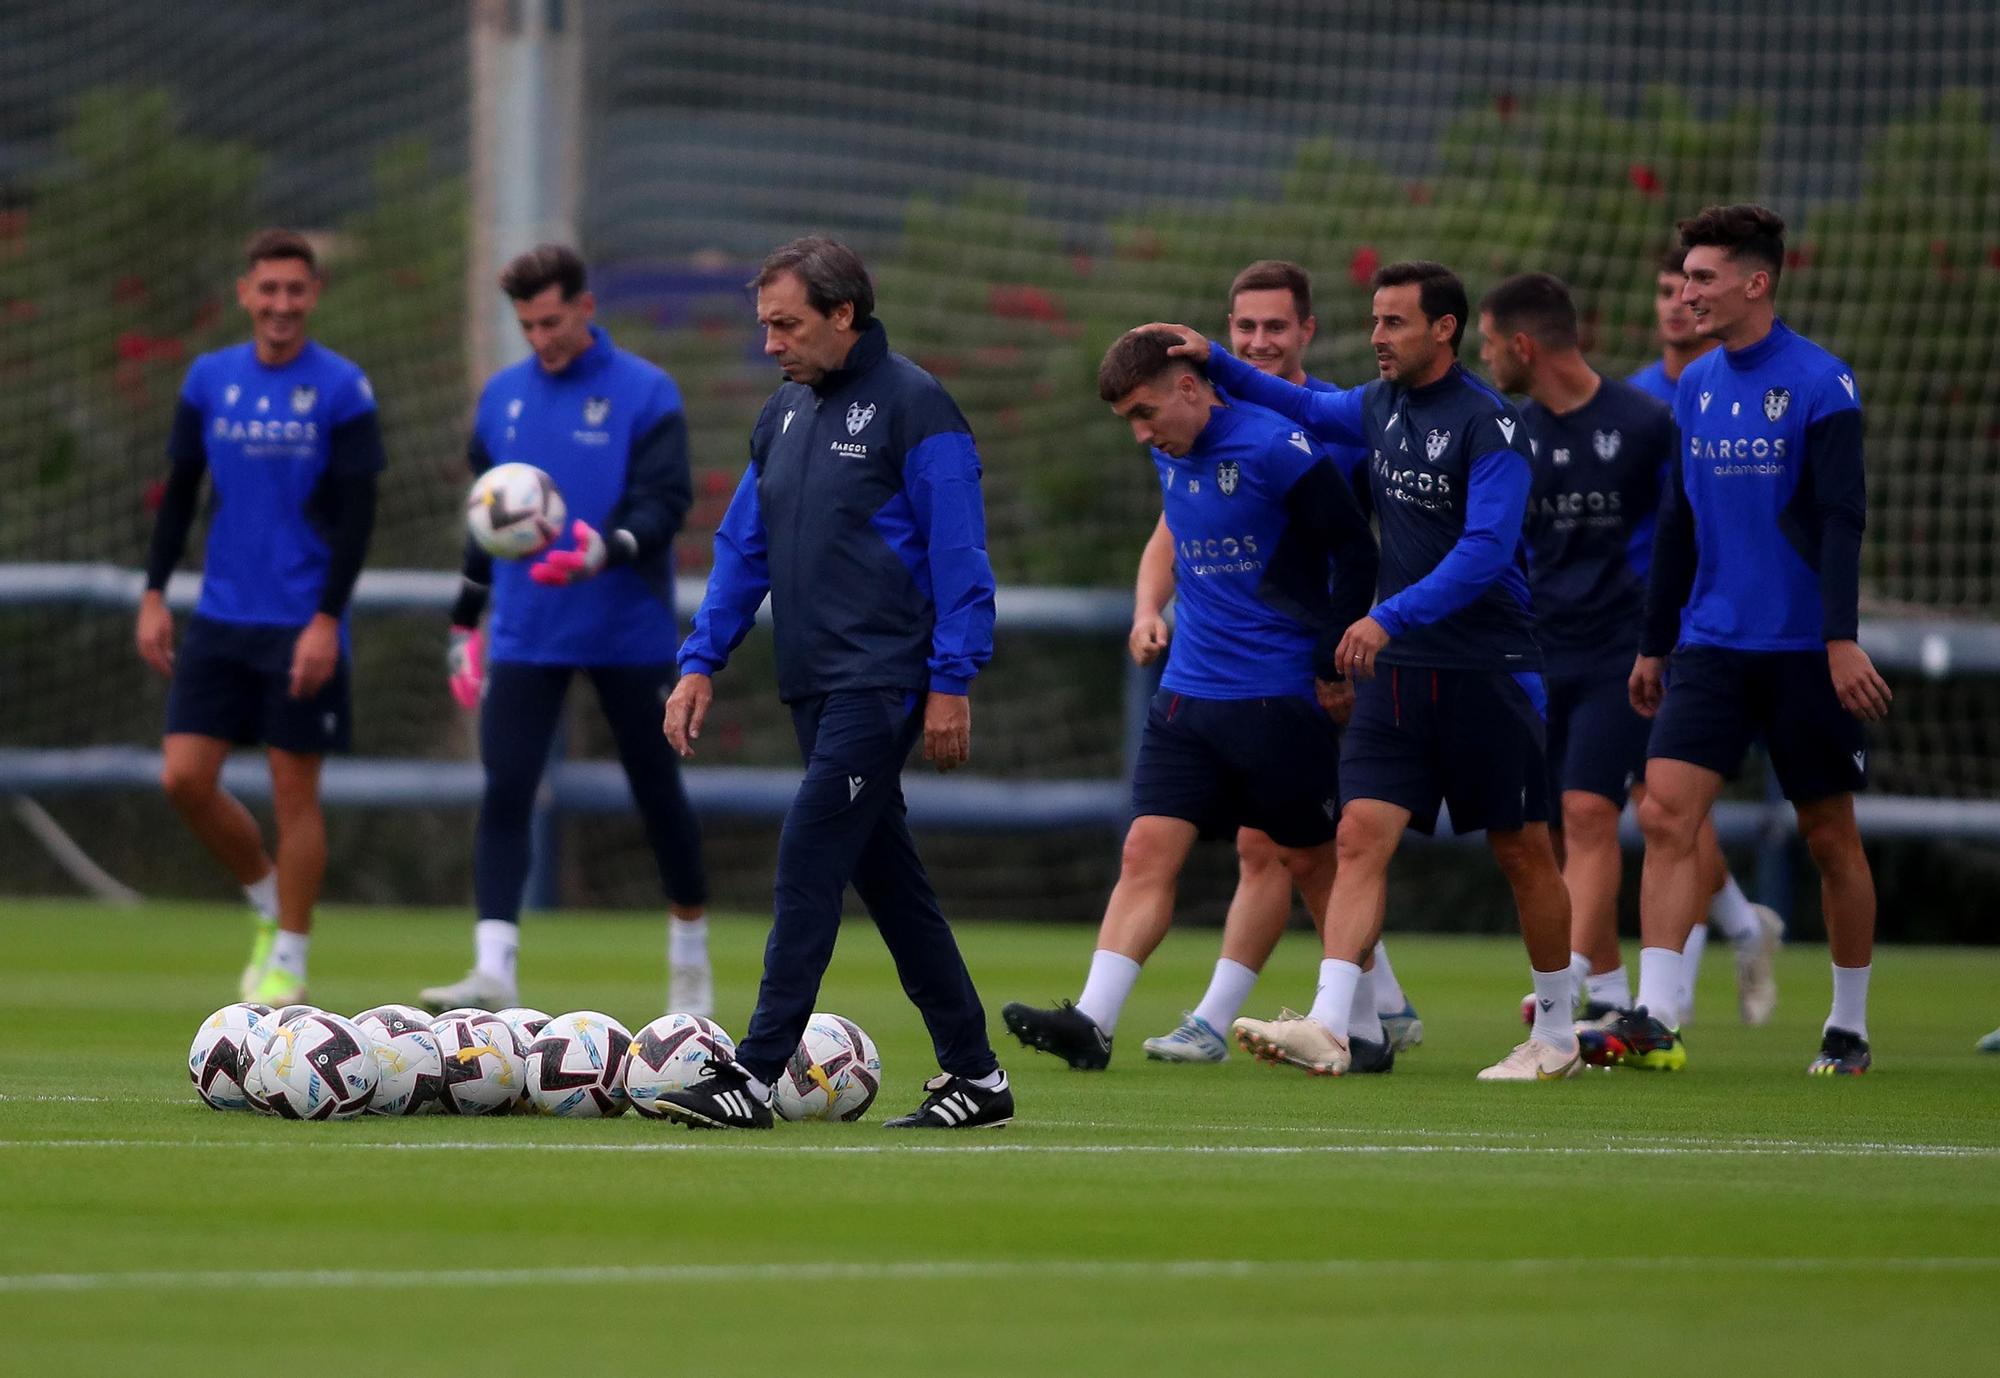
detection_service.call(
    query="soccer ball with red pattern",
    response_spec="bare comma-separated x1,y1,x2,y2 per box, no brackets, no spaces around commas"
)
523,1011,632,1117
622,1014,736,1117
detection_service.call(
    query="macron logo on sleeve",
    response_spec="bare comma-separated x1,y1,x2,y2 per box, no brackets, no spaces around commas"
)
1496,417,1517,445
1839,374,1856,400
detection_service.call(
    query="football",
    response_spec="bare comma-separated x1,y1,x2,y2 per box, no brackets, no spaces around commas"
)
361,1021,446,1116
273,1003,322,1026
622,1013,736,1117
354,1004,433,1040
772,1012,882,1123
432,1014,525,1116
187,1002,272,1110
523,1010,633,1117
466,462,566,559
430,1007,491,1025
254,1011,380,1120
494,1006,553,1047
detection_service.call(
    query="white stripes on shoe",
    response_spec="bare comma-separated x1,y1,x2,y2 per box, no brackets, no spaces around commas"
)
710,1090,758,1122
926,1090,981,1125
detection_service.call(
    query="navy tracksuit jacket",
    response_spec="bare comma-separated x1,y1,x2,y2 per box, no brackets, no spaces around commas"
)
680,321,1000,1083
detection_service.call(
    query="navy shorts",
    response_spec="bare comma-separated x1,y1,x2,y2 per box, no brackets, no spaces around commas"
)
164,614,352,754
1339,665,1551,835
1545,668,1653,807
1646,644,1865,803
1129,689,1341,849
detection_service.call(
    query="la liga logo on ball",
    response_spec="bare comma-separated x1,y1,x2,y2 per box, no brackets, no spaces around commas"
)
467,462,566,559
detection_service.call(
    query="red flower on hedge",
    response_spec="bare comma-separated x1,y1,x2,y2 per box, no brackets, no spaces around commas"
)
1628,163,1662,197
987,284,1063,323
1348,246,1380,286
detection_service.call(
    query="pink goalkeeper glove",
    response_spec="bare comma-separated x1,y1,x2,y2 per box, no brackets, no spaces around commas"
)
529,519,608,586
446,626,484,709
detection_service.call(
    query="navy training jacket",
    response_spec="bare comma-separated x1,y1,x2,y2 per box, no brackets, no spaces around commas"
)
678,321,997,703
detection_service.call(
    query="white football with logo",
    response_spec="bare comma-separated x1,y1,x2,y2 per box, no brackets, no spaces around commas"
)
467,462,566,559
433,1015,525,1116
523,1011,632,1117
353,1004,433,1041
187,1002,273,1110
361,1023,446,1116
623,1014,737,1116
772,1012,882,1123
254,1012,380,1120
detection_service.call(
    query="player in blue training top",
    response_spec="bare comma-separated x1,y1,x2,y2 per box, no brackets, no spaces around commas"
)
1124,260,1423,1066
1478,272,1781,1064
1000,329,1379,1073
1142,259,1581,1082
1623,246,1782,1024
417,245,711,1018
137,229,384,1006
655,238,1013,1130
1630,204,1889,1076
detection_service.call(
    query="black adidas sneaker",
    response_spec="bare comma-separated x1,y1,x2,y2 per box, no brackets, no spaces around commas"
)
649,1059,773,1129
1001,1000,1112,1070
883,1072,1014,1129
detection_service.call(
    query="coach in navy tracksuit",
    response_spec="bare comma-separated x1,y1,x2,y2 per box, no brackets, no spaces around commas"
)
419,244,710,1019
657,237,1012,1131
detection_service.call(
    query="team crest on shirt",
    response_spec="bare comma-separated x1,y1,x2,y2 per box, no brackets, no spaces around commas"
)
507,398,524,420
583,397,611,426
1424,428,1450,462
846,402,876,436
1553,448,1571,467
223,384,240,408
1762,387,1791,422
1592,429,1622,461
290,386,317,415
1216,459,1239,496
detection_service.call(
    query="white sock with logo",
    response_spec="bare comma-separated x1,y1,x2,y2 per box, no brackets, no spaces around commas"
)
1075,950,1142,1035
1678,924,1708,1022
475,919,519,985
1306,959,1361,1040
1529,967,1578,1052
1348,965,1384,1045
1826,963,1871,1039
243,872,279,924
270,930,309,979
1636,946,1683,1028
1192,958,1259,1034
1708,875,1760,943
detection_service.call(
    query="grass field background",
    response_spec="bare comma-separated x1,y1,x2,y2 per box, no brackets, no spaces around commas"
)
3,899,1997,1377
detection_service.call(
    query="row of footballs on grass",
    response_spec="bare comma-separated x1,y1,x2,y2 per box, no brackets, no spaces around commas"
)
187,1002,882,1123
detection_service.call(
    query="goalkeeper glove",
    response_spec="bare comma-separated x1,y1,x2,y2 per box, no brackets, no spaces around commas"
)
529,519,610,586
446,626,484,709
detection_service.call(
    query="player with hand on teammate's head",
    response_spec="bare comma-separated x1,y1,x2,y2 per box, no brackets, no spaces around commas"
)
136,228,384,1006
655,236,1012,1131
419,244,712,1019
1632,203,1886,1076
1136,260,1580,1082
1125,260,1423,1066
1001,327,1379,1073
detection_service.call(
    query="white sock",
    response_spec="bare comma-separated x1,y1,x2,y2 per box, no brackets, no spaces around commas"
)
1636,945,1683,1028
270,930,309,978
966,1069,1007,1091
742,1071,772,1103
669,915,709,968
1586,965,1632,1010
1826,963,1871,1039
475,918,519,985
1075,950,1142,1035
1530,967,1578,1051
1348,965,1384,1045
1306,959,1361,1040
1370,942,1409,1014
244,873,279,924
1708,875,1760,944
1679,923,1709,1023
1192,958,1259,1033
1566,952,1592,1004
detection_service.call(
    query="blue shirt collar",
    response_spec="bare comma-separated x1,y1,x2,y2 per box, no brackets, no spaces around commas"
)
547,324,614,380
811,320,890,395
1721,317,1793,372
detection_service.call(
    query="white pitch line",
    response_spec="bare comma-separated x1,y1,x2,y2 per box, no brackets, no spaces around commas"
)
1,1255,1995,1295
0,1136,1992,1160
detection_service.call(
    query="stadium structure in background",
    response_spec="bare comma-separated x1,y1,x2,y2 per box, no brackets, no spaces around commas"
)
0,0,1995,933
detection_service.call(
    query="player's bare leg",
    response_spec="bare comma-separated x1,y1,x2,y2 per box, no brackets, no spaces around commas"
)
1796,793,1876,1074
1233,800,1403,1076
1004,814,1197,1069
255,747,325,1003
1475,823,1582,1080
1146,828,1291,1062
1684,809,1784,1024
1585,757,1724,1070
161,732,283,997
1561,790,1629,1021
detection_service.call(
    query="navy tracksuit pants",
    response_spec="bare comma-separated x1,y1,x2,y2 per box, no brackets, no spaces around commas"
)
476,661,708,922
735,688,998,1084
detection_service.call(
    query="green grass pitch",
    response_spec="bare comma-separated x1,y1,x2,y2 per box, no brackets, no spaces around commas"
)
2,899,1997,1376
